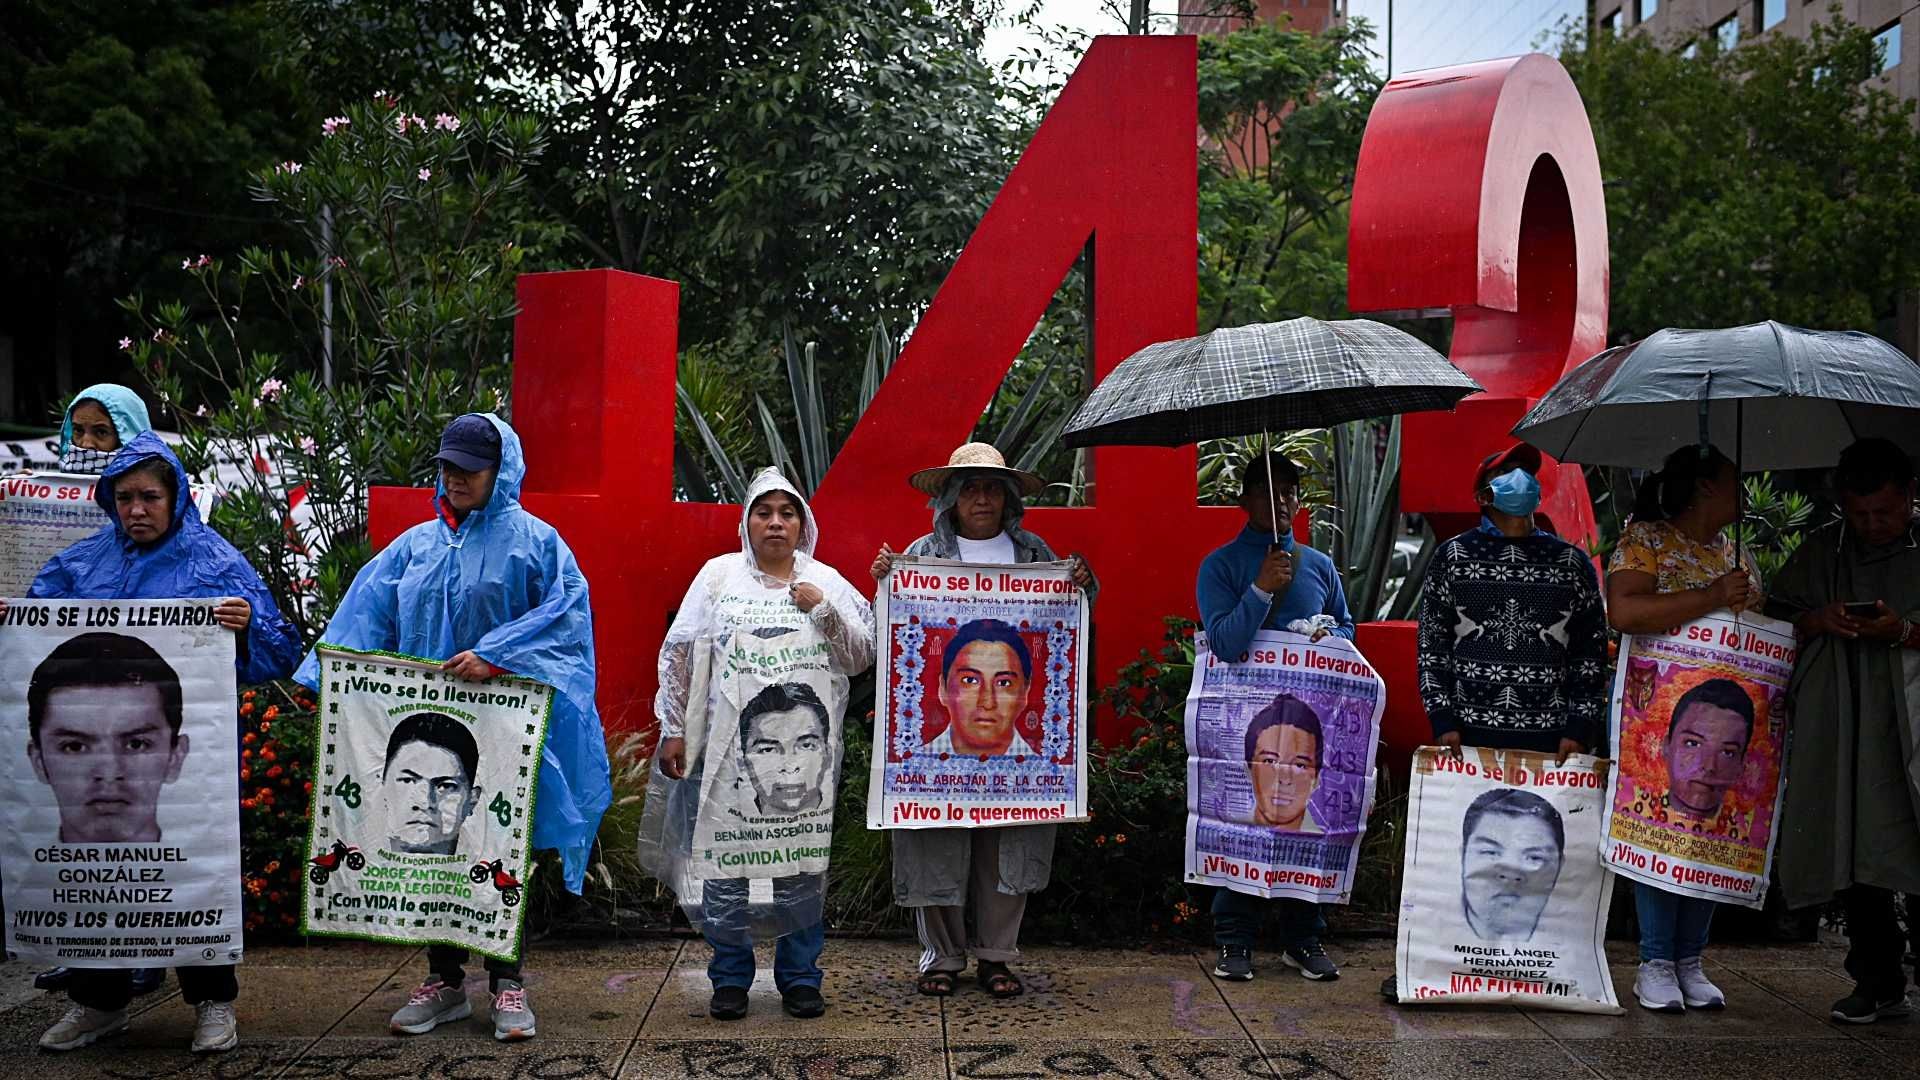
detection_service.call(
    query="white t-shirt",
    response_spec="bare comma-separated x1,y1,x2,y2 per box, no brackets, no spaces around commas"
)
954,532,1018,564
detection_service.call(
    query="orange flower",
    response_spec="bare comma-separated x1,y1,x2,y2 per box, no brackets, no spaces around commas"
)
263,861,280,874
263,706,279,721
243,732,257,745
240,702,255,716
260,721,272,733
303,781,314,793
267,766,283,779
243,690,257,702
241,799,256,810
241,749,252,760
1094,835,1107,846
240,768,251,782
1114,833,1128,844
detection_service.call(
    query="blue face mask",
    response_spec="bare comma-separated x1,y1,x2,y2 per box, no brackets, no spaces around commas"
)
1488,467,1542,517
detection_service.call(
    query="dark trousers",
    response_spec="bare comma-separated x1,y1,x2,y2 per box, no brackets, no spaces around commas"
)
428,944,523,992
70,965,236,1012
1842,885,1914,998
1211,888,1325,949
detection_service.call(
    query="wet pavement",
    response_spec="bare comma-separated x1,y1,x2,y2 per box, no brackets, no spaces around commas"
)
1,933,1912,1078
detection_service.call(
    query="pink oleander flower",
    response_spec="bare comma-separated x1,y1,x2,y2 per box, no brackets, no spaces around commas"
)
395,115,411,133
417,167,432,181
196,254,211,268
152,328,168,342
434,113,460,131
275,160,302,174
117,337,132,350
195,405,209,417
292,275,304,289
251,397,261,409
259,377,286,401
298,436,317,455
322,116,349,136
327,255,346,268
181,259,193,270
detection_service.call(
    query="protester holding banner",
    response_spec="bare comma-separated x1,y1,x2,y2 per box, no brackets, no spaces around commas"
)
1195,453,1354,984
1767,438,1920,1025
643,467,873,1022
1605,445,1761,1014
18,433,297,1053
295,413,610,1042
869,442,1095,1000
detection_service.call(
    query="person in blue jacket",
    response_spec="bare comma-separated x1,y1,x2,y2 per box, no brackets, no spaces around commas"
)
1195,453,1353,987
295,413,610,1043
24,433,300,1054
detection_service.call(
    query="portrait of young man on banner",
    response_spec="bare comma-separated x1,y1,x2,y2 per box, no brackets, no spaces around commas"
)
1184,630,1383,904
1603,611,1794,907
1396,747,1621,1014
869,556,1089,829
0,601,244,969
302,647,553,961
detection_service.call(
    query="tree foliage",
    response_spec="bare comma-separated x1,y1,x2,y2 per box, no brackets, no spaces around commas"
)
1562,15,1920,341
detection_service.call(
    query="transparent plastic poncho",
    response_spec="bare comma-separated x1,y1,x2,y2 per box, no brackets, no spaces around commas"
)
637,469,874,943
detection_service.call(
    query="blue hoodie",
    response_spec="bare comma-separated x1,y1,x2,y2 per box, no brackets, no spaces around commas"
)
1196,525,1355,661
30,432,300,685
295,413,611,894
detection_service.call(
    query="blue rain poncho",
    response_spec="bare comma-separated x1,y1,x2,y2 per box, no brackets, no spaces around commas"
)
30,432,300,685
294,413,611,894
58,383,152,473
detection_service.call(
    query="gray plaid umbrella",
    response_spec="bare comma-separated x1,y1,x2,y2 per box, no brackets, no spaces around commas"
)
1061,317,1483,448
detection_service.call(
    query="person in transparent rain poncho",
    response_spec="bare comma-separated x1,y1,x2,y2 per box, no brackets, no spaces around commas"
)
641,468,874,1022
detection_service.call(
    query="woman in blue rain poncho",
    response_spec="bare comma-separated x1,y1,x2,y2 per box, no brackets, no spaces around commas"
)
638,466,873,1024
294,412,609,1044
54,383,152,474
24,432,299,1055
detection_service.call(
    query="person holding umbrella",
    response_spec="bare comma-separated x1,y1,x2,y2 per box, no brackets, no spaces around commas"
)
1604,444,1761,1013
870,443,1095,1000
1198,451,1352,983
1766,438,1920,1025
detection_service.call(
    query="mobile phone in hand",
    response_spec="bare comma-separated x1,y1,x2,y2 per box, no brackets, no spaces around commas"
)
1843,601,1881,618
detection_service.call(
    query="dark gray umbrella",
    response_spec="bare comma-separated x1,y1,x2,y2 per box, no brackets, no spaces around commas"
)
1512,321,1920,470
1060,317,1483,449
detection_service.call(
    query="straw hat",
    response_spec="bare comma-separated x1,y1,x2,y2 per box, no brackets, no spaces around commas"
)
908,442,1045,497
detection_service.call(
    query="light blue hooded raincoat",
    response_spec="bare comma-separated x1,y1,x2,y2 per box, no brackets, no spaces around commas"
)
30,432,300,685
294,413,611,894
59,383,153,456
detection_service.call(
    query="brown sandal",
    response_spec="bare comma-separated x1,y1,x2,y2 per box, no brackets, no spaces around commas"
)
977,961,1024,998
916,971,957,996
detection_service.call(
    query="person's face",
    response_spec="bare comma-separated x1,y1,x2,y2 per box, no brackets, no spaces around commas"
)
1247,722,1319,829
1697,460,1740,529
1239,480,1300,534
69,400,120,452
384,741,479,854
113,470,173,544
1461,811,1562,941
746,492,803,564
954,477,1007,541
1840,481,1916,548
940,640,1027,756
1665,703,1749,819
441,464,497,513
29,684,187,843
742,706,828,814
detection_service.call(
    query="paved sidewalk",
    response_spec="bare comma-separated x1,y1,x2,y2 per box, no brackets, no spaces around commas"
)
0,934,1911,1079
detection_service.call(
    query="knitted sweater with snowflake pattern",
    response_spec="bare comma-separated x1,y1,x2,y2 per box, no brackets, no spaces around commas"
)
1415,519,1609,753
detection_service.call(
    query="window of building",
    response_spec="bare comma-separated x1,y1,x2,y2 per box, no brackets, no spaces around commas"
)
1761,0,1786,31
1683,41,1699,60
1715,15,1740,51
1875,22,1901,74
1638,0,1658,23
1601,8,1624,35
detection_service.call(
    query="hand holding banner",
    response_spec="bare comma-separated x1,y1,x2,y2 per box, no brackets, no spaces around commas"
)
301,647,553,961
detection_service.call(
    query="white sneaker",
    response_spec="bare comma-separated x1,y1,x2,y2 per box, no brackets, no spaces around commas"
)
191,1000,239,1053
1676,957,1726,1009
1635,959,1686,1013
38,1004,129,1051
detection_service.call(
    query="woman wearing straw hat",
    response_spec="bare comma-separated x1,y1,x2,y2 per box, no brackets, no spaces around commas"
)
870,442,1096,999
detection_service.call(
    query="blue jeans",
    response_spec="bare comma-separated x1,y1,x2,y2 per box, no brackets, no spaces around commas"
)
701,877,825,992
1212,888,1325,949
1634,882,1716,961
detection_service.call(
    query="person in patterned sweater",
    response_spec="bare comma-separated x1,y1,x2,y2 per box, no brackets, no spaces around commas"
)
1416,444,1609,760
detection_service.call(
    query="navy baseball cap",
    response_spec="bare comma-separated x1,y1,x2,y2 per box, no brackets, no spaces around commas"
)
434,414,502,473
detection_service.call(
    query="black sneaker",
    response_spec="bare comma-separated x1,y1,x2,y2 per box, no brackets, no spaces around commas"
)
1213,945,1254,982
709,985,749,1021
129,968,165,996
1379,974,1398,1002
782,985,827,1019
1831,988,1913,1024
1281,940,1340,981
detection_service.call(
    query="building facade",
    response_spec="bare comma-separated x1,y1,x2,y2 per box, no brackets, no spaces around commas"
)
1596,0,1919,101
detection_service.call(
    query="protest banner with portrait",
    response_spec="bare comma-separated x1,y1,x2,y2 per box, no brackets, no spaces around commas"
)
868,556,1088,829
1602,611,1794,907
1183,629,1384,903
689,624,845,879
0,473,110,594
1396,746,1622,1014
301,646,553,961
0,599,244,967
